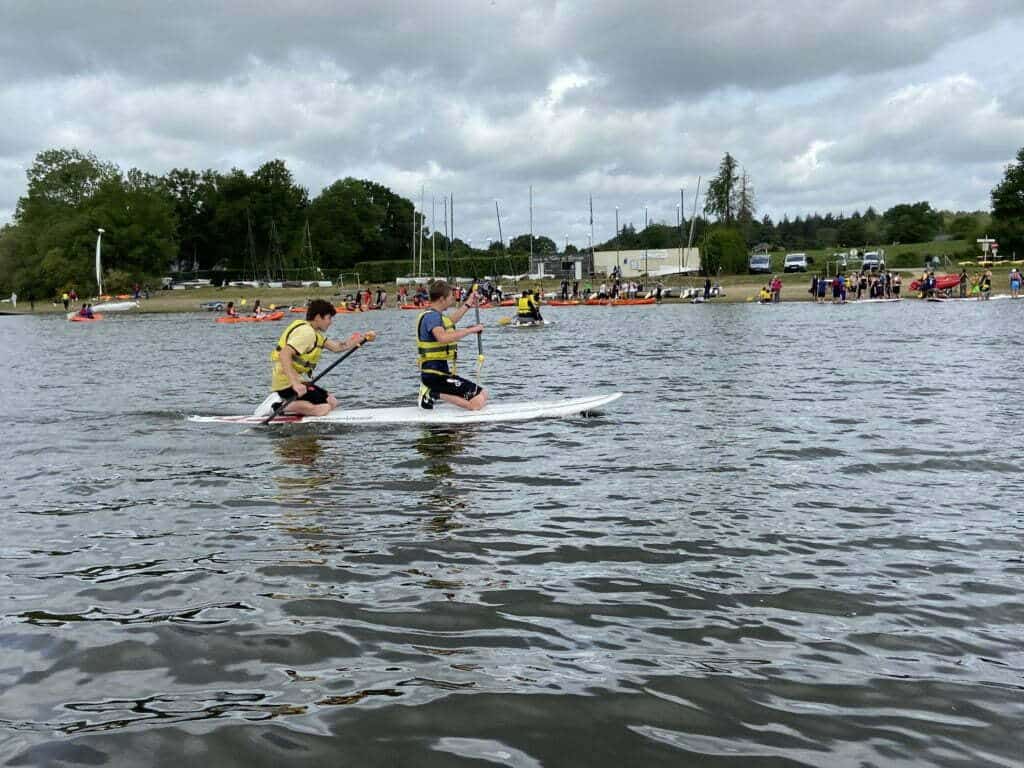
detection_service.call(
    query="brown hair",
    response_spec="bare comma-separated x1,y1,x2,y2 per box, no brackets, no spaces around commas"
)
306,299,337,320
428,281,451,302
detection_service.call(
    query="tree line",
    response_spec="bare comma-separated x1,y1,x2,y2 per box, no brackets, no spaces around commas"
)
1,145,1021,297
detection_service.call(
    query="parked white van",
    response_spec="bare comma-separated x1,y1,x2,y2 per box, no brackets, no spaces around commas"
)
783,253,809,272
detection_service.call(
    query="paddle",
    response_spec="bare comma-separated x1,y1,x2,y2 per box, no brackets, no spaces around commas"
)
263,331,376,424
473,288,484,381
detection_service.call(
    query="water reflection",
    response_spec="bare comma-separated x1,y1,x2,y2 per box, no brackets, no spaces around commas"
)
274,433,325,467
416,427,470,533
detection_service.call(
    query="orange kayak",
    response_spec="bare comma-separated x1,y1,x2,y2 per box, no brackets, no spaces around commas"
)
547,300,580,306
216,311,285,324
585,297,656,306
69,313,104,322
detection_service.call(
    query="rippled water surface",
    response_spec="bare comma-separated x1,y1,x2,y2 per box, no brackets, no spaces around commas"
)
1,302,1022,767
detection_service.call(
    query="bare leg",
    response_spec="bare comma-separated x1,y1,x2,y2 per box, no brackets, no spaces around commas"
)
280,393,338,417
437,389,488,411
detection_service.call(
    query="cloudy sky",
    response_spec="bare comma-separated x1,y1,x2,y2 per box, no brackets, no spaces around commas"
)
2,0,1023,247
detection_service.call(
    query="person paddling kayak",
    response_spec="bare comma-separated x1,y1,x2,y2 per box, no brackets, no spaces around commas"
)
271,299,374,417
416,281,487,411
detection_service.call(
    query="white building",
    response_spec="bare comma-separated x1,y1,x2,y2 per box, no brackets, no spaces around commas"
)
592,248,700,277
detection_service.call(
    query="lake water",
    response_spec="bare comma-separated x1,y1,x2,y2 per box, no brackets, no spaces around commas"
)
1,301,1021,767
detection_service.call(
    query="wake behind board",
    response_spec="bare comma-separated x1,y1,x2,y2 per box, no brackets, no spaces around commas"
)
190,392,622,426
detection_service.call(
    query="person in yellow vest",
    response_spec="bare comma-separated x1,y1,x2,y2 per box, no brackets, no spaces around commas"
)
270,299,373,416
61,291,70,311
416,281,486,411
516,289,543,323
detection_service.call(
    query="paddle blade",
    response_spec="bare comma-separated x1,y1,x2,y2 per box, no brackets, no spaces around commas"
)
497,317,511,325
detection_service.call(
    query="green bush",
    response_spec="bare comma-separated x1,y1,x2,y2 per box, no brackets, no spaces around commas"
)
701,227,748,275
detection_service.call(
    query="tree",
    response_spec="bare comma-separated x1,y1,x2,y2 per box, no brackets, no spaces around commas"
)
991,146,1024,256
16,148,119,220
508,234,557,254
704,152,739,224
701,226,747,275
882,202,940,243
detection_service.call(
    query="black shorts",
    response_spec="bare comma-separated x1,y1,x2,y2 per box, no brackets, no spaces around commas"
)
421,374,482,401
275,383,329,405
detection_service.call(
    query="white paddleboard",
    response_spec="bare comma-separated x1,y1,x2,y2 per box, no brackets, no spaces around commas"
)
190,392,623,426
507,319,554,328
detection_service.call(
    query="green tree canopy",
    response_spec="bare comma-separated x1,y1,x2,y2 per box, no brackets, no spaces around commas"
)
991,146,1024,256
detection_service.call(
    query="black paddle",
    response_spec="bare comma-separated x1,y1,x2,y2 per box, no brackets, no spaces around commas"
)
263,331,376,424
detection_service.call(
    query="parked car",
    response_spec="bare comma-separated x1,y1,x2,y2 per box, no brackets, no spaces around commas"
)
749,253,771,274
861,250,885,271
783,253,809,272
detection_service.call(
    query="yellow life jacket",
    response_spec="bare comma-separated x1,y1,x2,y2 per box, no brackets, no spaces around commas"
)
517,296,534,315
270,319,325,378
417,310,457,375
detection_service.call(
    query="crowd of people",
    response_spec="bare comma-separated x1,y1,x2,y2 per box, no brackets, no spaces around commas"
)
806,271,903,303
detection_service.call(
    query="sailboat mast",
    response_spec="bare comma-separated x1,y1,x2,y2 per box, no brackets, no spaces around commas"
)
95,228,104,296
687,176,701,249
418,185,425,277
529,186,534,273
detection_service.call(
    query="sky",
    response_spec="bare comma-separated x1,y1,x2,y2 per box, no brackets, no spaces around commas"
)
1,0,1023,248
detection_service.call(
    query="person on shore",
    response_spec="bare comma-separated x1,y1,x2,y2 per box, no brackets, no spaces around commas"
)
270,299,374,417
978,270,992,300
416,281,487,411
959,268,969,298
560,279,569,301
758,285,772,304
770,275,782,303
655,282,663,303
61,291,70,311
225,301,238,317
516,289,543,323
816,274,827,303
704,278,711,300
1010,268,1021,299
892,272,901,298
809,274,818,301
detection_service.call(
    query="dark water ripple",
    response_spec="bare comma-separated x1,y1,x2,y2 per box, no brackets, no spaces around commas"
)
1,302,1023,766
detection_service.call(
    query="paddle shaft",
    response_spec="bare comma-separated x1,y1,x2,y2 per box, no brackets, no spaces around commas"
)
264,337,369,423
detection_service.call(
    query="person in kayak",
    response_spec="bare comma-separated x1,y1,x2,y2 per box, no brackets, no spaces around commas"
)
416,281,486,411
516,289,543,323
251,299,266,318
225,301,238,317
271,299,373,416
78,303,94,318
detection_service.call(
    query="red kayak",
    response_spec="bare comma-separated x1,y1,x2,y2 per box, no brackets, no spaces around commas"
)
69,313,104,322
909,274,959,292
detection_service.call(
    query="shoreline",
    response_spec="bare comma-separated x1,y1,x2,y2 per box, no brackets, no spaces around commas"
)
1,272,1008,315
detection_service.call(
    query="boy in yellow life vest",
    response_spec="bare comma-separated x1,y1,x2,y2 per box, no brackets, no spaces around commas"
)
516,289,543,323
270,299,373,416
416,281,487,411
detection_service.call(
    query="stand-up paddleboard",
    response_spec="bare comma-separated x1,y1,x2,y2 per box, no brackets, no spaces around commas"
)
507,319,554,328
190,392,622,426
